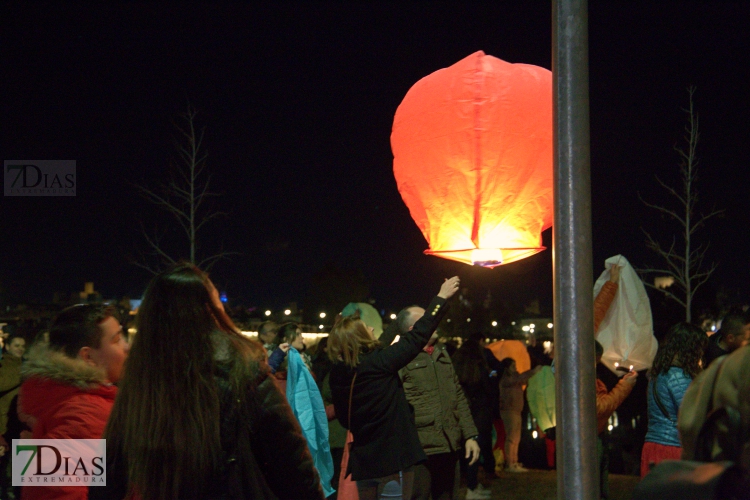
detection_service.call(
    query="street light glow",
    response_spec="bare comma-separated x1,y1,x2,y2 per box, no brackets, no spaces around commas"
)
284,309,291,316
390,313,397,320
319,312,326,319
547,322,553,329
491,321,498,327
319,325,324,329
264,310,271,317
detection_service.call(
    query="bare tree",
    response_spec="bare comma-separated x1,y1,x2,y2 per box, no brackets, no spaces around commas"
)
134,106,235,273
639,87,723,322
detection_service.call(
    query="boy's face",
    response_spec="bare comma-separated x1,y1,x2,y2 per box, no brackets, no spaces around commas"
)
291,331,305,350
87,316,130,384
8,337,26,358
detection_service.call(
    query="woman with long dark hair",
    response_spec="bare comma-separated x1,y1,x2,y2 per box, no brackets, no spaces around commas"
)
327,277,459,500
640,322,708,477
95,263,324,499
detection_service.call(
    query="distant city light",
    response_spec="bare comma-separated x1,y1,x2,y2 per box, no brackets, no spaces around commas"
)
543,341,552,354
511,321,516,325
264,310,272,317
319,312,326,319
532,430,538,439
522,325,530,332
491,321,498,327
466,318,471,322
529,323,535,329
390,313,397,320
284,309,291,316
319,325,324,329
446,319,451,323
547,322,553,329
611,413,619,429
608,425,613,432
219,293,228,303
654,276,675,289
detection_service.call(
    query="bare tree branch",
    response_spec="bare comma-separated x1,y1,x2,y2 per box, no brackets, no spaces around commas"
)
133,104,234,273
643,281,687,308
639,87,721,322
689,207,724,235
198,250,241,271
653,175,687,206
638,193,686,226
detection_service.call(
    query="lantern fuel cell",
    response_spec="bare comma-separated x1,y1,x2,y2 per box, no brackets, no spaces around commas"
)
392,51,553,267
471,248,504,267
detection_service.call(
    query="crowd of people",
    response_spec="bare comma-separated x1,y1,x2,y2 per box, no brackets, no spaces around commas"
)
0,261,747,499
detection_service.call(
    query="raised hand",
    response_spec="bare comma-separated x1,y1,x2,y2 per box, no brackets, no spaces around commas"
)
438,276,461,299
609,264,621,284
622,370,638,386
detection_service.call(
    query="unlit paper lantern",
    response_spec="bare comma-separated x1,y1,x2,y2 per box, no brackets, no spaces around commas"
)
392,51,553,267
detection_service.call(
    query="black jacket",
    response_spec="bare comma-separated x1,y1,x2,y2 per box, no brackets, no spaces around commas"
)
92,361,324,500
330,296,447,480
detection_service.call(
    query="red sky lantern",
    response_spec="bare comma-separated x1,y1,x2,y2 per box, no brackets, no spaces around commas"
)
392,51,553,267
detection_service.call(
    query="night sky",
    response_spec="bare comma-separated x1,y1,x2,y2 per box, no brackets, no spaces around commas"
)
2,2,749,321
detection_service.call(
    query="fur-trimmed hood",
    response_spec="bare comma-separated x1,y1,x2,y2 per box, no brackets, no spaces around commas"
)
20,343,117,441
21,342,109,389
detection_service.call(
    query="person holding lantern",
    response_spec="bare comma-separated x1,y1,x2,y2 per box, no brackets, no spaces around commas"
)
384,305,480,500
327,277,459,500
592,264,638,498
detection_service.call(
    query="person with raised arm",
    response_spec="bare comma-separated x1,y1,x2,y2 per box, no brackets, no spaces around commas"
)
328,277,459,500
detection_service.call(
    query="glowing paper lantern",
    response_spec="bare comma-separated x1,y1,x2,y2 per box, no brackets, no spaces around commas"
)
392,51,553,267
487,339,532,389
487,340,531,374
527,366,556,431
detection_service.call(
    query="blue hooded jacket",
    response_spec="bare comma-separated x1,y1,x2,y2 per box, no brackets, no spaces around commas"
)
287,347,336,497
644,366,693,447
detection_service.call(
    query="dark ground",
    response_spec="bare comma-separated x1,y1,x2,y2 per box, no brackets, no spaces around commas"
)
459,468,640,500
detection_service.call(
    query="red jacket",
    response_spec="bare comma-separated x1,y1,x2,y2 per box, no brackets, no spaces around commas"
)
19,346,117,500
595,378,634,434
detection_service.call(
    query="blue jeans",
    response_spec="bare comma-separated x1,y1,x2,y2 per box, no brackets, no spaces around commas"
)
356,467,415,500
